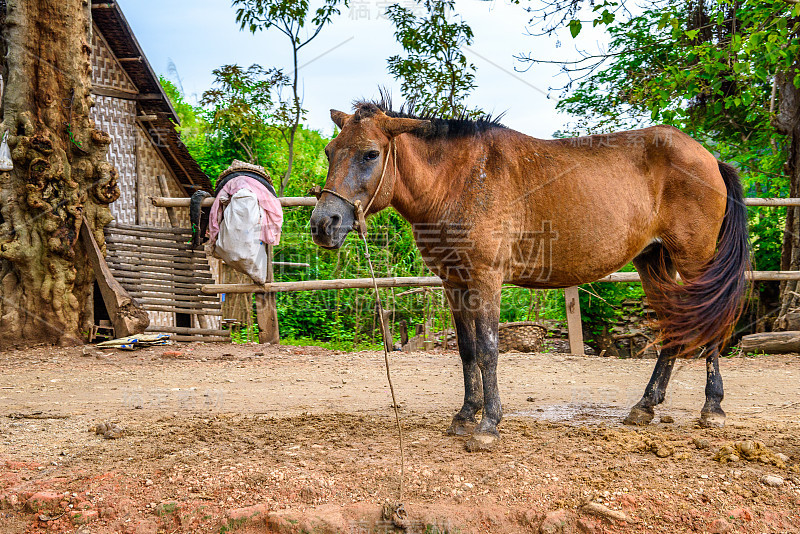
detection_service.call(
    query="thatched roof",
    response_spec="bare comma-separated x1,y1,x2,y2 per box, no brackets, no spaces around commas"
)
90,0,212,192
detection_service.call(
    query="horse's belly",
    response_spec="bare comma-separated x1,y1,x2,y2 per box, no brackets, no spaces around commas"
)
503,221,655,287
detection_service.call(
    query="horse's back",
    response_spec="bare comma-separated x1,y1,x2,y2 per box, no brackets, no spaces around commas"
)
490,126,726,287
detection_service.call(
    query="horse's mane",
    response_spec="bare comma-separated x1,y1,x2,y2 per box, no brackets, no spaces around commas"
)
352,91,506,139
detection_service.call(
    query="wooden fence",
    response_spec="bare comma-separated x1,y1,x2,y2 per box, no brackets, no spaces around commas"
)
151,196,800,352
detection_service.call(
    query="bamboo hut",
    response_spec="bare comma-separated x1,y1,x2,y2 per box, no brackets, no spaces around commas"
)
88,1,226,341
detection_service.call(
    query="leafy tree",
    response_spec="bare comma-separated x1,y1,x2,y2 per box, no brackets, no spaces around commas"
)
200,64,292,168
387,0,481,117
232,0,347,195
521,0,800,331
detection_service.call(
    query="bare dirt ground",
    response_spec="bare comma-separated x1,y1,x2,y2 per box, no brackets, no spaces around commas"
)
1,343,799,534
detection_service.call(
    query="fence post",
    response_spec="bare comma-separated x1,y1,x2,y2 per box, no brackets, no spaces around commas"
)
256,244,280,344
565,286,584,355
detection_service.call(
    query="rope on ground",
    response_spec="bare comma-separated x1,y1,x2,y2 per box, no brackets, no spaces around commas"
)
359,229,405,501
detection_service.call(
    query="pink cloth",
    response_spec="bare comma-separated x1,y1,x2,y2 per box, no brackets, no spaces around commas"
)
208,176,283,245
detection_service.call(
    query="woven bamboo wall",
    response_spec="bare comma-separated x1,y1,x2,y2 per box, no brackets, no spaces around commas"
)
91,96,137,224
91,27,137,93
90,26,138,224
89,25,222,332
136,124,190,227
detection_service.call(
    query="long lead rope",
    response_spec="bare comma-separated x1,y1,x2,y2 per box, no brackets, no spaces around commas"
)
314,139,406,514
352,141,407,519
358,228,405,505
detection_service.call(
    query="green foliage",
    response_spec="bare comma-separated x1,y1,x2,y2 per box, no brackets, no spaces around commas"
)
387,0,481,117
200,64,294,168
542,0,799,296
232,0,345,36
231,0,347,194
579,280,646,342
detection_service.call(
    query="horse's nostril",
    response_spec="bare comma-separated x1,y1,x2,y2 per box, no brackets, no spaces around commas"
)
329,214,341,230
319,217,329,235
320,215,337,236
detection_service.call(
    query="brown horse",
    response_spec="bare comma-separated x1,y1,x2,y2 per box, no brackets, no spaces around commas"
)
310,98,750,452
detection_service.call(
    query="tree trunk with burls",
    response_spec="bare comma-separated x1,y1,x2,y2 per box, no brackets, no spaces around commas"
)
0,1,131,348
774,67,800,331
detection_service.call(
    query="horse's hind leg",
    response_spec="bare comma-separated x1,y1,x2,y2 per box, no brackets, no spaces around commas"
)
699,348,725,427
624,243,678,426
444,286,483,436
624,348,677,425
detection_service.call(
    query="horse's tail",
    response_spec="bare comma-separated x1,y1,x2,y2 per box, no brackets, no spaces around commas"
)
655,161,751,356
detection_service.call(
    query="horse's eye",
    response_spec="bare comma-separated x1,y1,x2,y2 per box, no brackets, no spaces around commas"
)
364,150,380,161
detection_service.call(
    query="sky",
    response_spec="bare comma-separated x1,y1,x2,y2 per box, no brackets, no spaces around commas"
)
118,0,610,138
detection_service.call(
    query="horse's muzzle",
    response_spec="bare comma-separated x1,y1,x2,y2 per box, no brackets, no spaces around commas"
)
310,200,354,249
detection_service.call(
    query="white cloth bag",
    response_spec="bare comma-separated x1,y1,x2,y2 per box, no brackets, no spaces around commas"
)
213,188,269,284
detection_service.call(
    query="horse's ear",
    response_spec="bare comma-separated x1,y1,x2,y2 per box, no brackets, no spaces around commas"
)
330,109,351,129
380,116,432,138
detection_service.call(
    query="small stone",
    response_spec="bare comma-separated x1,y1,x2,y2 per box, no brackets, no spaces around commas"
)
692,437,710,449
776,453,790,463
660,415,675,423
577,517,599,533
761,474,784,487
709,518,732,533
582,502,631,523
162,351,184,358
727,507,753,522
540,509,569,534
70,509,99,524
526,397,535,402
145,479,153,486
0,493,20,510
26,491,63,512
655,447,673,458
227,503,269,523
465,433,498,453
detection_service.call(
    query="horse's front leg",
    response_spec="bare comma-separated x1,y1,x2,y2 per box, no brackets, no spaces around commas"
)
464,283,503,453
444,286,483,436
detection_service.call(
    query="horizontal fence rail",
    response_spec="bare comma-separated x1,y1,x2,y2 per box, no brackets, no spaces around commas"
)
151,193,800,353
201,271,800,294
151,196,317,208
152,196,800,209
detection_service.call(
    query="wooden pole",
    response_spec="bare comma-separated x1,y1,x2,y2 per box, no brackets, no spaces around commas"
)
381,309,393,352
255,244,280,344
156,175,179,227
151,196,800,209
150,196,317,208
564,286,584,355
80,217,149,337
202,276,444,294
744,198,800,206
599,271,800,282
202,271,800,295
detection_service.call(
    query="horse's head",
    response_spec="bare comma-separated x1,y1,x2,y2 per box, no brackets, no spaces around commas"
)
310,105,430,249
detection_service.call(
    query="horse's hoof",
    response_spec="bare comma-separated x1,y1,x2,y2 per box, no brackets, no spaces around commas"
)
623,406,654,426
446,419,476,436
465,432,498,453
698,411,726,428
